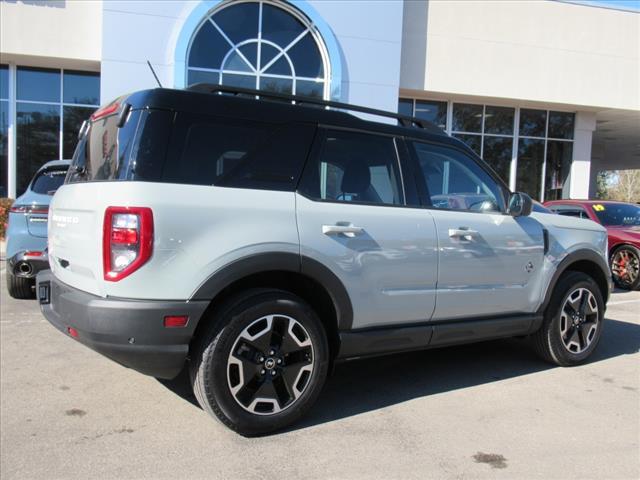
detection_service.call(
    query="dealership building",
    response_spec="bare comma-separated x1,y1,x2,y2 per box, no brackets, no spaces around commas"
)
1,0,638,200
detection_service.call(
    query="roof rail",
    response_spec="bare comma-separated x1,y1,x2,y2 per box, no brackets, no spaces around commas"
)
186,83,440,132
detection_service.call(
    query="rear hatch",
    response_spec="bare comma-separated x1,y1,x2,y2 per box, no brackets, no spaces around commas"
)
48,97,171,296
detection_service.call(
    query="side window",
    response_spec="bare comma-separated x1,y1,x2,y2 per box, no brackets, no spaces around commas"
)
410,141,504,212
551,206,589,219
163,113,315,191
299,129,403,206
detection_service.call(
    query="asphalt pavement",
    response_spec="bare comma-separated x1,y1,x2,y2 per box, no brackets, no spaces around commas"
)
1,261,638,480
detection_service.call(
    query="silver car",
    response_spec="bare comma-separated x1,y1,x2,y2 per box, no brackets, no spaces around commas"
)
36,86,611,435
6,160,70,298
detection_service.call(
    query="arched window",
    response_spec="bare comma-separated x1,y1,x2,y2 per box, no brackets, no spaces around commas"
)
187,1,329,99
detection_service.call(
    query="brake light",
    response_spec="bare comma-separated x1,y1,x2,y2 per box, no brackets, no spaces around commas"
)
103,207,153,281
91,101,119,122
10,204,49,214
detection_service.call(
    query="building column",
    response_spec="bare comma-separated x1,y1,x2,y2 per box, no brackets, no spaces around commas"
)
7,63,17,199
569,111,596,199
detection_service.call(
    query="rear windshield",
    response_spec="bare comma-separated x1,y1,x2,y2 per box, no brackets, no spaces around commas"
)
67,107,315,191
592,203,640,227
31,168,68,194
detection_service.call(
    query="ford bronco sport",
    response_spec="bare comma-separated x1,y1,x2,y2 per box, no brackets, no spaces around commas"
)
37,85,612,435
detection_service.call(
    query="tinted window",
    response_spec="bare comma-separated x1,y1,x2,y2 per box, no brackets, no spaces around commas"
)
67,109,142,183
299,130,403,206
31,168,67,194
555,209,588,219
411,142,504,212
63,70,100,105
164,114,314,190
452,103,482,132
592,203,640,227
415,100,447,129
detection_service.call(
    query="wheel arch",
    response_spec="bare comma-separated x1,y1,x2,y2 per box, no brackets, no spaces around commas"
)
188,253,353,361
539,249,611,316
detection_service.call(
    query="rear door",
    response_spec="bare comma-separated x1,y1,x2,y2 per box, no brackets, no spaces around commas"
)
407,140,545,320
296,128,438,330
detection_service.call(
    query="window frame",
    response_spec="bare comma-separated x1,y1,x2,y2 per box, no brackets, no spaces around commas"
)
402,136,510,215
296,125,416,209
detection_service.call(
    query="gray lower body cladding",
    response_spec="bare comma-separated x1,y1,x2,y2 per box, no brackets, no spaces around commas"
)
36,270,209,379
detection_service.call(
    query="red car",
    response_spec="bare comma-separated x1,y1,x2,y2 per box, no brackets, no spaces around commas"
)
545,200,640,290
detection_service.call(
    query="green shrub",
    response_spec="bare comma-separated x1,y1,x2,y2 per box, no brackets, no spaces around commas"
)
0,198,14,240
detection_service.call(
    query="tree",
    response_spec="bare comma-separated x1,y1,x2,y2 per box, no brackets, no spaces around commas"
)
595,170,611,200
608,169,640,203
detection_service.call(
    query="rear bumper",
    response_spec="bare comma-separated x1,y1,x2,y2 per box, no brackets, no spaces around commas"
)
36,270,209,379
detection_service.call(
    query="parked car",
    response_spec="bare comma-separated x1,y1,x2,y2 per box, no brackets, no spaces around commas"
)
6,160,70,298
545,200,640,290
37,86,611,435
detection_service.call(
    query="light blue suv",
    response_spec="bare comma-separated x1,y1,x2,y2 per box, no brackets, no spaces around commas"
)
36,86,612,435
6,160,69,298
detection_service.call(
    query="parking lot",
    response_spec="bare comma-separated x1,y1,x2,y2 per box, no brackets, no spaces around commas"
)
1,261,638,480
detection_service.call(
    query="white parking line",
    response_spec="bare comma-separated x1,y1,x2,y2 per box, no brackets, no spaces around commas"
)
608,299,640,306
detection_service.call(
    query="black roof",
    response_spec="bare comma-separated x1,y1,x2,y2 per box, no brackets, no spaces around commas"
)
123,85,463,149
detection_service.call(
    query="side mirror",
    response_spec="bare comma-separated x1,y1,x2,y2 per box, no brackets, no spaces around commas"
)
508,192,533,217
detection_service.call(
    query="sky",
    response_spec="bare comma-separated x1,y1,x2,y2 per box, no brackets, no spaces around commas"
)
564,0,640,11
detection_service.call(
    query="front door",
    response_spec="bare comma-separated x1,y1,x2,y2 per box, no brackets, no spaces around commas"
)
296,128,438,330
407,140,545,320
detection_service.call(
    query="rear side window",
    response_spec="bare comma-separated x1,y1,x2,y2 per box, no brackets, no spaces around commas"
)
163,113,315,191
298,129,403,206
31,168,67,194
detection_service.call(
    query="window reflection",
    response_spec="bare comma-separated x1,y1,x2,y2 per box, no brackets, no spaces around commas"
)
484,106,514,135
0,100,8,196
453,134,481,156
519,109,546,138
63,71,100,105
483,136,512,185
545,141,573,200
516,138,545,200
452,103,482,132
548,111,575,139
17,67,60,103
415,100,447,129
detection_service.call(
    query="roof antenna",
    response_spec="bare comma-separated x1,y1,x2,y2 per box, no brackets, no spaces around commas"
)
146,60,163,88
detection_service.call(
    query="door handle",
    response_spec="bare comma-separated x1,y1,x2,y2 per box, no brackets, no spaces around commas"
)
322,224,364,238
448,228,478,240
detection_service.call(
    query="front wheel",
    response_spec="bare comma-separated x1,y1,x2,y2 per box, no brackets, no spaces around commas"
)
610,245,640,290
190,289,329,436
531,271,604,366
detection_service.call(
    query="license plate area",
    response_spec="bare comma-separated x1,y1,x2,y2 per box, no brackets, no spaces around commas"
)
38,281,51,305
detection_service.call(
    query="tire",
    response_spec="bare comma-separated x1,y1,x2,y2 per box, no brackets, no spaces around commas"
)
6,270,34,299
190,289,329,436
610,245,640,291
531,271,604,366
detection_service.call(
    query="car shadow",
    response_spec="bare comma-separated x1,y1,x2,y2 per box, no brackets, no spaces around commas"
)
156,316,640,431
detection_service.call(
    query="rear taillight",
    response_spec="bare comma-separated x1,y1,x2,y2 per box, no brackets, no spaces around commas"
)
10,204,49,214
103,207,153,281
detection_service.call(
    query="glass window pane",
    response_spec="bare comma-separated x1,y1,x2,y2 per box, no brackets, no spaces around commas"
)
484,106,514,135
63,106,95,159
0,100,8,196
519,109,546,138
63,71,100,105
262,55,291,76
187,69,220,86
222,49,254,73
410,141,503,212
482,136,512,185
17,67,60,103
220,73,256,90
415,100,447,129
398,98,413,116
31,168,67,194
213,2,259,44
516,138,545,200
286,32,324,78
296,80,323,99
453,133,481,156
299,130,403,206
262,3,305,47
0,65,8,99
238,43,258,68
452,103,482,133
188,20,229,69
16,103,60,195
548,111,574,139
261,76,293,95
545,140,573,200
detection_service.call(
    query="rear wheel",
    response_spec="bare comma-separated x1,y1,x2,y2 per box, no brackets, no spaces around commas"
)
6,270,34,299
190,289,329,436
532,271,604,366
610,245,640,290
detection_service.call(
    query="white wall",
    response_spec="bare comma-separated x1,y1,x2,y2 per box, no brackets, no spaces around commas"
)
0,0,102,69
99,0,404,112
401,0,640,111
